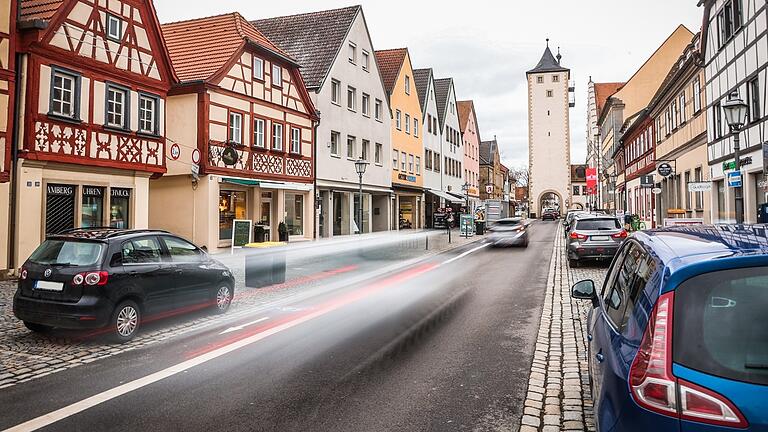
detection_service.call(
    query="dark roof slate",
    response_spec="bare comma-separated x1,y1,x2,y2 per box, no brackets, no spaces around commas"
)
527,44,569,74
252,6,360,90
480,139,497,165
433,77,452,126
412,68,432,112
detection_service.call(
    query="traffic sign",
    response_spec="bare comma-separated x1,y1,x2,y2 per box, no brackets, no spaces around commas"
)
657,163,673,178
169,143,180,160
727,171,742,188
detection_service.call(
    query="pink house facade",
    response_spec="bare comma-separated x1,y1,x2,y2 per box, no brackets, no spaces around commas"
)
458,100,481,211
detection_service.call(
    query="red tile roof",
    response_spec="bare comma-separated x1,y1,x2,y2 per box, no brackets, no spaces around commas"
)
457,100,474,131
162,12,294,83
375,48,407,93
19,0,66,23
594,82,625,117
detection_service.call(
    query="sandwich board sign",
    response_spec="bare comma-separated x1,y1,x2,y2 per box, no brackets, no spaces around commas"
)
231,219,253,252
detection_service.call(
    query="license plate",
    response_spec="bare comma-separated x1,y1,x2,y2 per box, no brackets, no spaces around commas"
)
591,236,610,242
35,280,64,291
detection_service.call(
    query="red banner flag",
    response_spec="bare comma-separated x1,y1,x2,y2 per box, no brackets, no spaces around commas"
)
586,168,598,195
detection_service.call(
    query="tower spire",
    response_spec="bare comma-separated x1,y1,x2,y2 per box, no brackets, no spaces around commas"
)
546,38,549,48
556,46,562,64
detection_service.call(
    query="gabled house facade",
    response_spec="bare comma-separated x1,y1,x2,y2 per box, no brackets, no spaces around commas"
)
699,0,767,223
376,48,423,229
254,6,393,237
480,137,504,201
621,112,656,226
415,68,449,226
458,100,481,211
154,13,317,249
435,77,464,204
0,0,17,272
11,0,176,266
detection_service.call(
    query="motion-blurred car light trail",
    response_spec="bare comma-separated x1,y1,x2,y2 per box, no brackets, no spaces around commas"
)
186,262,438,359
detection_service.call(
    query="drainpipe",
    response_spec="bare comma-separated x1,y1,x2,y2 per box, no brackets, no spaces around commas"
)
8,53,24,273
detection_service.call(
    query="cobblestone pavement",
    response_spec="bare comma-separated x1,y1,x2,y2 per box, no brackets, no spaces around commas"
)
0,231,477,390
519,225,608,432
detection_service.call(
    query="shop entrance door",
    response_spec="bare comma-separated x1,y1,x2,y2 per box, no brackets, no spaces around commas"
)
45,184,76,234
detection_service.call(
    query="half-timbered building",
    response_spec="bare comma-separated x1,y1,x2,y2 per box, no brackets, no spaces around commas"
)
12,0,175,266
155,13,317,249
0,0,17,272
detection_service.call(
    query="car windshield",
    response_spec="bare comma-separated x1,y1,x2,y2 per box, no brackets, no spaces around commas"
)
674,267,768,386
574,219,620,231
28,240,104,266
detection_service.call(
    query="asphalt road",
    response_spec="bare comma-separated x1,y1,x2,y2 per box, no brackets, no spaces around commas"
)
0,221,558,432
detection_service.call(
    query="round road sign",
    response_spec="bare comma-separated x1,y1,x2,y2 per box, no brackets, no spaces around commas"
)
191,148,201,164
169,143,180,160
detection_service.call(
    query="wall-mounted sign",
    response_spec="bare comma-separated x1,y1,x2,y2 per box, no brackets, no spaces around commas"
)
397,173,417,183
652,187,662,195
723,157,752,172
727,171,742,188
640,175,655,187
170,143,181,160
485,185,493,194
657,163,673,178
221,146,239,167
82,186,103,197
687,182,712,192
586,168,597,190
191,164,200,179
111,188,131,198
47,184,74,196
191,148,201,164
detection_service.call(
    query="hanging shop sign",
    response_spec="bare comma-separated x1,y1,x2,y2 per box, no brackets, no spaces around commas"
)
221,146,240,167
722,157,753,172
657,163,673,178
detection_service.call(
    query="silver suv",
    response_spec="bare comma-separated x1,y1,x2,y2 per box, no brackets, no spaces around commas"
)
566,215,626,267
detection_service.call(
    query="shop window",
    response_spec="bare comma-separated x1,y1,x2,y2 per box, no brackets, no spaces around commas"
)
82,186,104,228
45,184,77,234
260,192,272,227
285,193,304,236
110,188,131,229
219,190,246,241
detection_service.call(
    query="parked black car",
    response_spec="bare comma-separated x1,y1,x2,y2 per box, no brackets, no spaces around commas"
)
13,229,235,342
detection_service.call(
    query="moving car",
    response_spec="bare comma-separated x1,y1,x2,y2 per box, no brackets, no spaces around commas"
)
571,225,768,431
488,218,529,247
13,228,235,342
541,208,559,221
566,215,626,267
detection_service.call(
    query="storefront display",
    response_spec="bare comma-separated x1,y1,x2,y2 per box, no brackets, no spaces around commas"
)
219,190,247,241
45,184,76,234
109,188,131,229
285,193,304,236
82,186,104,228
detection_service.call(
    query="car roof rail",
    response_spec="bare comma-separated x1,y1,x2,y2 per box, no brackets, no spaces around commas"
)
103,229,171,239
60,227,115,234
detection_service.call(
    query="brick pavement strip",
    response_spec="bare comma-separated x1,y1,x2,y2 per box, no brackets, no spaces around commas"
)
0,231,477,390
518,225,607,432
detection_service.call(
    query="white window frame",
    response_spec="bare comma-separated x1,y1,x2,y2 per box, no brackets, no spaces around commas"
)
331,79,341,105
347,86,356,112
396,110,402,130
272,64,282,87
408,154,414,174
405,75,411,95
415,156,421,175
362,93,370,117
362,50,370,71
106,84,129,129
253,118,265,148
347,135,356,159
414,119,419,137
362,139,370,161
290,127,301,154
50,68,79,119
106,14,123,41
138,93,158,135
253,57,264,81
330,131,340,156
375,142,382,165
272,123,283,151
348,42,357,64
229,112,243,145
375,99,382,121
401,152,406,172
392,150,399,170
405,113,411,134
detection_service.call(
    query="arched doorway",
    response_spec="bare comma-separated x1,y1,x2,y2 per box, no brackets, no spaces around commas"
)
538,191,563,216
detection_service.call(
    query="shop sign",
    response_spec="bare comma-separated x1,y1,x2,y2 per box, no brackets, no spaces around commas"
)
170,143,181,160
722,157,752,172
586,168,597,189
398,173,417,182
191,164,200,179
652,187,662,195
111,188,131,198
221,146,239,167
485,185,493,194
657,163,673,178
231,219,252,249
460,214,474,237
640,175,654,187
47,184,75,196
687,182,712,192
82,186,103,197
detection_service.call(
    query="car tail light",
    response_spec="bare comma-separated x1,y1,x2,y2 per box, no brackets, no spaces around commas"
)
74,271,109,286
612,230,628,239
570,232,587,240
629,292,748,428
20,268,27,280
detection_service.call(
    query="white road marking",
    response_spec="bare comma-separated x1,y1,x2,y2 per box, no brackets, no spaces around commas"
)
3,309,330,432
218,317,270,335
440,243,490,266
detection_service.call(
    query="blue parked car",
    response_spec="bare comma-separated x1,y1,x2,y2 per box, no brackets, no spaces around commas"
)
571,225,768,431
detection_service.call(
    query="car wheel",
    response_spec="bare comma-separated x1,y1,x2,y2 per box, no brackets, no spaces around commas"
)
569,258,579,268
213,284,233,314
24,321,53,333
110,300,141,343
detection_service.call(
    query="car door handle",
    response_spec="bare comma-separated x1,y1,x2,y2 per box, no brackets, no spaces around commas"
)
595,353,605,363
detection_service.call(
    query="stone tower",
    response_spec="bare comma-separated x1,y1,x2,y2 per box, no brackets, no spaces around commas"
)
527,40,573,218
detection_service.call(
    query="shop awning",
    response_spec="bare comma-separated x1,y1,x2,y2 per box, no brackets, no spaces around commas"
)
446,191,466,202
221,177,313,191
428,189,464,203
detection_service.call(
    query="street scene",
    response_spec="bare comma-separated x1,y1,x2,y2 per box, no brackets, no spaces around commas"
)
0,0,767,431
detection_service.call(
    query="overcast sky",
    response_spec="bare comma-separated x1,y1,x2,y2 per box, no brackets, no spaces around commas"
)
155,1,703,171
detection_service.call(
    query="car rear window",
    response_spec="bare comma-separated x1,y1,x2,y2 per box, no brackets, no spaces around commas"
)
495,219,521,226
575,219,620,231
674,267,768,386
29,240,104,266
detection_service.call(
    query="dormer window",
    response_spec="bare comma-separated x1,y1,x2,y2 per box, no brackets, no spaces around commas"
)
253,57,264,81
106,14,123,42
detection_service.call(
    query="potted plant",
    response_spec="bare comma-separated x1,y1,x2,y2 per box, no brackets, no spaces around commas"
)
278,222,288,242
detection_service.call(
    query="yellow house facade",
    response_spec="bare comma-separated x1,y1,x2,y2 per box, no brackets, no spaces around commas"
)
376,48,424,229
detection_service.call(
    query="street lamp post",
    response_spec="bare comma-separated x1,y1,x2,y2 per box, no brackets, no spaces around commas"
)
722,92,749,224
354,159,369,234
461,182,470,238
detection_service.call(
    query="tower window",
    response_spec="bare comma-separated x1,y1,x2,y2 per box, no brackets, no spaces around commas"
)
546,90,553,97
552,75,559,83
537,76,544,84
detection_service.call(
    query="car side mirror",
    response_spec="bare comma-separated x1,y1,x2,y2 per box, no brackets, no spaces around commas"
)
571,280,598,306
